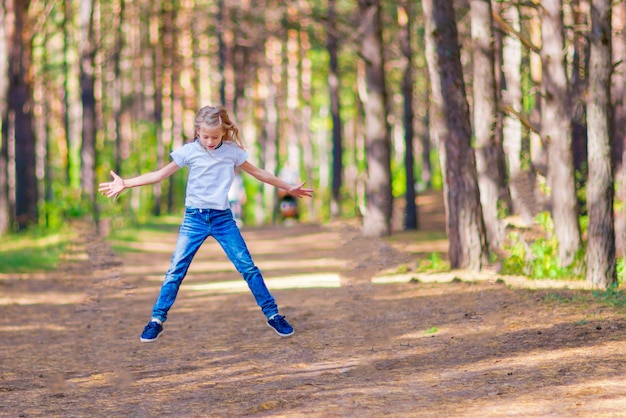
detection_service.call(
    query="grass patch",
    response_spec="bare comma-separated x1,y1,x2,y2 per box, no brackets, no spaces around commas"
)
593,286,626,312
424,327,439,335
0,228,70,273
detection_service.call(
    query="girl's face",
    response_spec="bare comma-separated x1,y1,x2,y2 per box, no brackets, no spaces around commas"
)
197,124,224,150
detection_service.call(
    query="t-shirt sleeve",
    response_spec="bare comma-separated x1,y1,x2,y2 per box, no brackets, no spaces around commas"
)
235,148,248,166
170,144,189,167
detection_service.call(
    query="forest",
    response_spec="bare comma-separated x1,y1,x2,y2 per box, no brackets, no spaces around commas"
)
0,0,622,288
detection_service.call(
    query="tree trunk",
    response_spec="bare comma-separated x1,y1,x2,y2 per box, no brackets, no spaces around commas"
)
328,0,344,219
471,0,503,248
399,2,417,230
613,0,626,265
569,0,589,174
540,0,582,266
0,0,11,233
586,0,616,288
112,0,125,175
62,0,75,187
79,0,97,212
499,4,531,223
614,1,626,173
8,0,38,229
358,0,392,237
422,0,488,270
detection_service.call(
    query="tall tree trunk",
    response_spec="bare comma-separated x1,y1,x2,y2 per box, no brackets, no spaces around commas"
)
399,2,417,230
471,0,503,248
112,0,125,175
62,0,74,186
570,0,589,174
614,1,626,173
161,0,174,215
499,4,531,224
79,0,97,212
613,0,626,264
541,0,582,266
299,27,315,220
0,0,11,233
422,0,488,270
263,33,280,224
328,0,343,219
586,0,616,288
8,0,38,229
216,0,234,110
358,0,392,237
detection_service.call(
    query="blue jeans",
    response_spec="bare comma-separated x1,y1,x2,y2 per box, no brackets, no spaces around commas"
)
151,207,278,323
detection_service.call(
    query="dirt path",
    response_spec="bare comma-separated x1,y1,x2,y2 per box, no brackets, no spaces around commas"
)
2,209,626,417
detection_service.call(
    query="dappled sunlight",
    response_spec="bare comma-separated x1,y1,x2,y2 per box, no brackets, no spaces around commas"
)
112,241,178,253
0,233,68,252
0,292,85,306
0,323,67,332
122,257,346,277
185,273,341,293
257,258,346,270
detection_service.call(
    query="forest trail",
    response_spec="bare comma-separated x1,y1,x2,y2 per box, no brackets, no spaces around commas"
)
2,191,626,417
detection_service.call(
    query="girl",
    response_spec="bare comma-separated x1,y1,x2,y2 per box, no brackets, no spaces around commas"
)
99,105,313,342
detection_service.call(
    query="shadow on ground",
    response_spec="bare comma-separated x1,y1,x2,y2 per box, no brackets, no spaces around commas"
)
2,211,626,417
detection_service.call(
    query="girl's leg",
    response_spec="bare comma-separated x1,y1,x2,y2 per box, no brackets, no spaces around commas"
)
151,208,211,322
210,209,279,318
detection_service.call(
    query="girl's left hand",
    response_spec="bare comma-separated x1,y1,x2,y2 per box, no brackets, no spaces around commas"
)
98,170,126,199
288,182,314,198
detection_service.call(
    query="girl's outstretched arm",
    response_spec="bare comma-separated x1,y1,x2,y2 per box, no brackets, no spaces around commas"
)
99,161,180,199
239,161,313,198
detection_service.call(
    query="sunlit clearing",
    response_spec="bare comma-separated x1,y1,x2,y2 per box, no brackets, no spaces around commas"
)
186,273,341,293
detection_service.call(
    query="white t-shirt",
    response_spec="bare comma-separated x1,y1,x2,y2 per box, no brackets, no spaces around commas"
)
171,140,248,210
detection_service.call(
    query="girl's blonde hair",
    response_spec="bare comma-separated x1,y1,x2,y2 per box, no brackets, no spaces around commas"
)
194,105,244,148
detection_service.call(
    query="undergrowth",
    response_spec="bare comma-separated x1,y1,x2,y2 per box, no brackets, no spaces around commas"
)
501,212,586,280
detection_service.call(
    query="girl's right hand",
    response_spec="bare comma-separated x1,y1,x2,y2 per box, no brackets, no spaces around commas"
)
99,170,126,198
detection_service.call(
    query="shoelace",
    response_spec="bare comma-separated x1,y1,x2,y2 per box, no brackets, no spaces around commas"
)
144,322,160,332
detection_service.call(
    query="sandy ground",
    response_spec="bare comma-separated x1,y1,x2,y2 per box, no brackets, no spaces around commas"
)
2,196,626,417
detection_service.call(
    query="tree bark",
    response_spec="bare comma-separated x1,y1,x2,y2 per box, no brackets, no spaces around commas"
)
540,0,582,266
586,0,616,288
614,1,626,172
358,0,392,237
499,4,531,223
79,0,97,212
471,0,503,247
423,0,488,270
0,0,11,233
328,0,344,219
399,2,417,230
8,0,38,229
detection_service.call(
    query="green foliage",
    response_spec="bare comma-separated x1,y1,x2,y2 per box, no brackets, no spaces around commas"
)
415,252,448,273
0,227,70,273
395,264,411,274
391,160,407,198
617,258,625,283
501,212,585,280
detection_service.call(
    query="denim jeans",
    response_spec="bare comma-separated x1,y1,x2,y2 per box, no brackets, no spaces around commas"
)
151,207,278,323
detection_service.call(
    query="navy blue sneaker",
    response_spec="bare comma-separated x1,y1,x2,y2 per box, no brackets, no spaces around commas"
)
140,321,163,343
267,315,294,337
